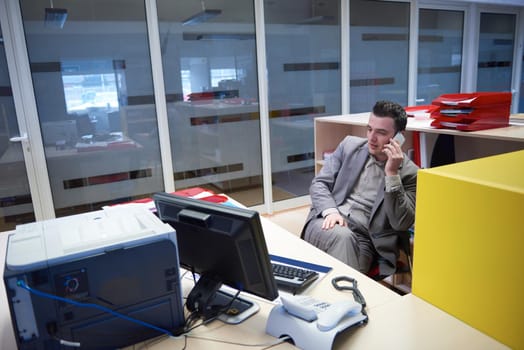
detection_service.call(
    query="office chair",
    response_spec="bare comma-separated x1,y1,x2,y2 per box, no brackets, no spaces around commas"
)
367,230,413,283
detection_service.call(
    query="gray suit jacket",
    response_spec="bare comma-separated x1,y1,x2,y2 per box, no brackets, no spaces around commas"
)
302,136,418,276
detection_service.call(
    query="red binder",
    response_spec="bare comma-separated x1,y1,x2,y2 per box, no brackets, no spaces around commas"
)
430,92,511,131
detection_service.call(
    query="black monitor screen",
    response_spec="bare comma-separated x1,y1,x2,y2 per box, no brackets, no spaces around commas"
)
153,192,278,320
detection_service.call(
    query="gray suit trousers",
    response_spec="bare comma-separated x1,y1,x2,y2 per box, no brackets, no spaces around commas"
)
303,218,375,274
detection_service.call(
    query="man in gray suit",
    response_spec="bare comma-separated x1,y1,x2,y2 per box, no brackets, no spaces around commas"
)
302,101,418,277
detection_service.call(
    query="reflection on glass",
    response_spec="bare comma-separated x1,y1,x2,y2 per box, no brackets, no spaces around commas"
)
477,13,515,92
265,0,341,201
417,9,463,105
520,53,524,113
20,0,164,217
350,0,410,112
157,0,263,206
62,64,120,114
0,25,35,231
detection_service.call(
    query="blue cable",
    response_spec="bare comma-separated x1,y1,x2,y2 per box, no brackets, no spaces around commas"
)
16,280,174,337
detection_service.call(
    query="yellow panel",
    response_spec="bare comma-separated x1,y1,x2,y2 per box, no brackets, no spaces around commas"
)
412,151,524,350
425,150,524,193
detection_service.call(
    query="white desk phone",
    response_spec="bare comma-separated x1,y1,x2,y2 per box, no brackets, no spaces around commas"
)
266,293,367,350
280,295,362,331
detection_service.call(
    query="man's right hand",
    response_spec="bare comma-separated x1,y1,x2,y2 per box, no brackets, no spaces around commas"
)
322,212,347,230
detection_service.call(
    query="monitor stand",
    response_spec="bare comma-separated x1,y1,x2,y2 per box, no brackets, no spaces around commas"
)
214,290,260,324
186,273,260,324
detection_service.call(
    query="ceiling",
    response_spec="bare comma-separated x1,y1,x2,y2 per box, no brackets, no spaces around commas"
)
19,0,340,25
11,0,524,29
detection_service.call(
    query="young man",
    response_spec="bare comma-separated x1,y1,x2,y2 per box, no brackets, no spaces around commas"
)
302,100,418,277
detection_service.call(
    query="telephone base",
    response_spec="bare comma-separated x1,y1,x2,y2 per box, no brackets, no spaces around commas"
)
266,305,367,350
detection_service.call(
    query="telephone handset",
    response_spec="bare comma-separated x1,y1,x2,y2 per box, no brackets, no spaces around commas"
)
280,295,362,332
393,132,405,146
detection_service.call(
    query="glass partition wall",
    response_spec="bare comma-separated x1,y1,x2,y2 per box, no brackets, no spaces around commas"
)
2,0,523,223
520,51,524,112
0,23,35,231
417,8,464,105
265,0,341,201
19,0,164,217
349,0,410,112
156,0,342,206
477,12,516,93
157,0,264,207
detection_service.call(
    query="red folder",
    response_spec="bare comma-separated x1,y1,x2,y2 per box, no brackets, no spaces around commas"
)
429,92,511,131
173,187,228,204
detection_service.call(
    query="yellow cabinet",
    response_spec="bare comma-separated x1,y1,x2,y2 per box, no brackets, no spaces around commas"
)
412,150,524,349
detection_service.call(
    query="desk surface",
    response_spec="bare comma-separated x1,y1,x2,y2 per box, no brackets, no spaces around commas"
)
317,113,524,142
0,216,508,350
338,293,507,349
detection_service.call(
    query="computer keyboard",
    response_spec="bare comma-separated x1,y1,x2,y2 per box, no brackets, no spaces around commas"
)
272,262,319,293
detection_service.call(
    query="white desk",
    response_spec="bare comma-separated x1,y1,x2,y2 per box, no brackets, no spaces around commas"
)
336,293,507,350
314,113,524,170
0,216,508,349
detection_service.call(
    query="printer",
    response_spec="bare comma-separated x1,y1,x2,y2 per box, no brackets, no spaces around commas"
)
3,205,186,349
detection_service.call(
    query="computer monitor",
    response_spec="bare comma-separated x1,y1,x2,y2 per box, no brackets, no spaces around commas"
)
153,192,279,323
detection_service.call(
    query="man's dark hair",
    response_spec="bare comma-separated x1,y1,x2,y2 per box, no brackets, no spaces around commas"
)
372,100,407,132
